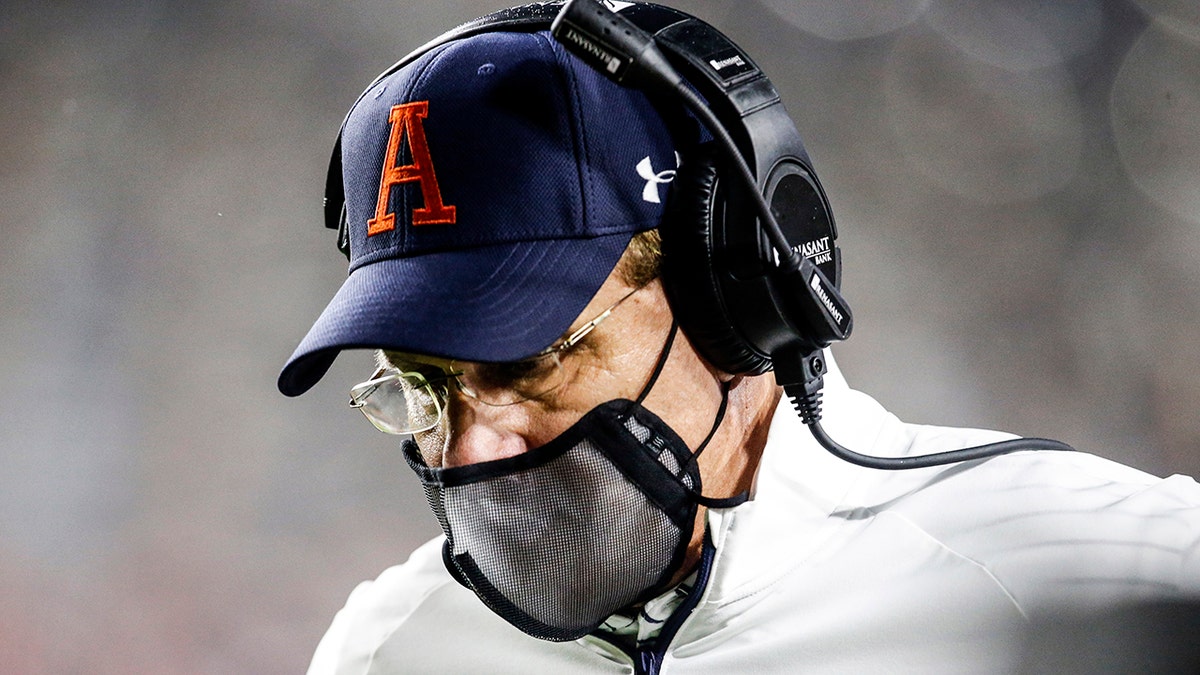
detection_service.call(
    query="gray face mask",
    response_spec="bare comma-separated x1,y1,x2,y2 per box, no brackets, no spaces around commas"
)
401,323,744,641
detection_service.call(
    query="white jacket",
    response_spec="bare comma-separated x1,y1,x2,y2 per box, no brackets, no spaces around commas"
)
309,356,1200,673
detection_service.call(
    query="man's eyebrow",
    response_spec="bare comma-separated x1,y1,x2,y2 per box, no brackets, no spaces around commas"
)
377,349,454,370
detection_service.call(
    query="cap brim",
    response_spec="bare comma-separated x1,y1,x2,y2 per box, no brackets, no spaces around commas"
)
278,231,634,396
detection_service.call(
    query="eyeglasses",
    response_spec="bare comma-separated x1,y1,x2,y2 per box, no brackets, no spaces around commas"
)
349,285,645,435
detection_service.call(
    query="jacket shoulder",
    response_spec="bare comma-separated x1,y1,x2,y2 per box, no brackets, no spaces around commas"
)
306,537,460,674
306,537,627,674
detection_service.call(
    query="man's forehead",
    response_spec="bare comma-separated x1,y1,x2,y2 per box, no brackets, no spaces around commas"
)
378,349,455,370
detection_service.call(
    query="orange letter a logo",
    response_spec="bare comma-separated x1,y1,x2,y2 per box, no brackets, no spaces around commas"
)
367,101,456,236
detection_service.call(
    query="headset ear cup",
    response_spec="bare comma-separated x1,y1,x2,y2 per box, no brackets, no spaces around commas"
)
661,145,772,376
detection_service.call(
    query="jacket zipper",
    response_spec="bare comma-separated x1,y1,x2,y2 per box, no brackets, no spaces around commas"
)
607,532,717,675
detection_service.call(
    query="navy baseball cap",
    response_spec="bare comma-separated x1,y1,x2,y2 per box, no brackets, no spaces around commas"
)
278,27,681,396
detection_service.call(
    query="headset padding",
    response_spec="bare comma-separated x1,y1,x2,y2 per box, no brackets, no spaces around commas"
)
661,144,772,376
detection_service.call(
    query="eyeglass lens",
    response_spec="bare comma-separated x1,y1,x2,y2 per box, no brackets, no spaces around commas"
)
453,353,566,405
351,372,442,434
351,284,644,434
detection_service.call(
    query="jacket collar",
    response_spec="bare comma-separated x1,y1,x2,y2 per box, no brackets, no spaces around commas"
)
702,350,892,603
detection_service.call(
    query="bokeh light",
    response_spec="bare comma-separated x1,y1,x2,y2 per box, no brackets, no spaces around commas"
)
883,26,1084,204
758,0,930,41
1135,0,1200,43
925,0,1105,71
1112,23,1200,225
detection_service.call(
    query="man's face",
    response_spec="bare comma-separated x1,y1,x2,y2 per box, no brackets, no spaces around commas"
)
396,271,728,473
378,258,778,588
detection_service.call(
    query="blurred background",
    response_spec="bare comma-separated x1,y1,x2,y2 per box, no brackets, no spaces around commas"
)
1,0,1197,672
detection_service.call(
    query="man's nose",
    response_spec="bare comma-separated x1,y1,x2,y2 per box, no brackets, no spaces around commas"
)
441,395,530,468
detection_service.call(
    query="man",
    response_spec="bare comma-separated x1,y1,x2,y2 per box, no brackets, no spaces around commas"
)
280,2,1200,672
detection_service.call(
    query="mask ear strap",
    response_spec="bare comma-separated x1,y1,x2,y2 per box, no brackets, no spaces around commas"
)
631,318,748,509
633,320,680,406
690,379,730,463
693,488,746,509
682,380,748,509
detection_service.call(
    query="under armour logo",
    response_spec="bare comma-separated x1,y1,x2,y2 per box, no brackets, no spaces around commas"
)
636,152,680,204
